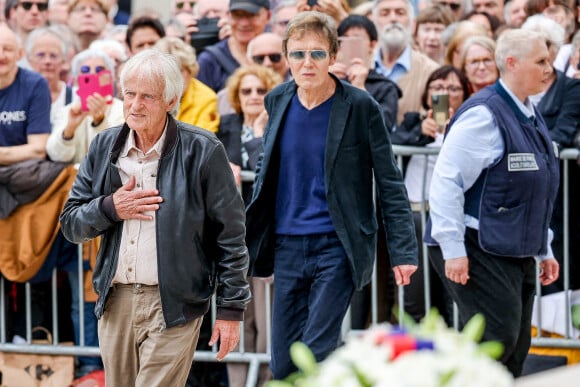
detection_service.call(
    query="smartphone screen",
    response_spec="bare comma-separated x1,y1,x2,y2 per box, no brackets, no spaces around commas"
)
337,36,366,65
307,0,318,6
77,70,114,112
431,94,449,132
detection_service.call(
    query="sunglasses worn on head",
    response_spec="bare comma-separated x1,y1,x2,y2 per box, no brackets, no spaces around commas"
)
19,1,48,11
176,1,195,9
252,53,282,65
80,65,106,74
288,50,328,61
239,87,267,96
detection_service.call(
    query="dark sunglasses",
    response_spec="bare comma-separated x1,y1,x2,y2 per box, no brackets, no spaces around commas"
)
80,65,106,74
18,1,48,11
251,53,283,65
239,87,267,96
176,1,195,9
437,1,461,11
288,50,328,61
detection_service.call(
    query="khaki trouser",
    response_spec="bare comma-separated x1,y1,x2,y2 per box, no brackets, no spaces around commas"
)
98,284,203,387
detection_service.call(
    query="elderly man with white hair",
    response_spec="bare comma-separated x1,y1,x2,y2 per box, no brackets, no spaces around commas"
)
427,29,560,377
372,0,439,126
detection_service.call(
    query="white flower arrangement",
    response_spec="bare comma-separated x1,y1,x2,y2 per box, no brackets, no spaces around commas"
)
267,311,514,387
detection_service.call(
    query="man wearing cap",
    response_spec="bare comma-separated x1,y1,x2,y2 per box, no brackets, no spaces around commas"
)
197,0,271,93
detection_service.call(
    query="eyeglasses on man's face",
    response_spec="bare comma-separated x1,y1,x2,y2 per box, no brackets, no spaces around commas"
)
18,1,49,11
80,65,106,74
287,50,328,62
252,53,283,64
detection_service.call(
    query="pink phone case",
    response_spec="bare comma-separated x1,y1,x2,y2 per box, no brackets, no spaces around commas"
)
77,70,114,112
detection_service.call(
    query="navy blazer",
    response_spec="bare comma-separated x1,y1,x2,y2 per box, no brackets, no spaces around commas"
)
245,74,418,289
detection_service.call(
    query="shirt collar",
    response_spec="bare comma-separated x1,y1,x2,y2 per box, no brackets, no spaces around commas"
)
374,45,412,73
120,120,168,158
499,78,535,118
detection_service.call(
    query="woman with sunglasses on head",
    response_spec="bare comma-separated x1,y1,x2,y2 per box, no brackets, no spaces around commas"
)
245,11,418,379
47,49,124,164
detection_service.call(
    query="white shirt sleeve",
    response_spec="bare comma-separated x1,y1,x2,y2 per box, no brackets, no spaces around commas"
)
429,105,503,260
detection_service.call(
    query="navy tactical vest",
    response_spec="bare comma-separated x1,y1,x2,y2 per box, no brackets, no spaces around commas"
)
441,82,560,257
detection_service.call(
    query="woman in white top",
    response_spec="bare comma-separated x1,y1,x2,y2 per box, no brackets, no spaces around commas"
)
47,49,125,164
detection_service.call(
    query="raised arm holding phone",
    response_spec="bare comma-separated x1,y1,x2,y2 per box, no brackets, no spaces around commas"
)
47,49,124,164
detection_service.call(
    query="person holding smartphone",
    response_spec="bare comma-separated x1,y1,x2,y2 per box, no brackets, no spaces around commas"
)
47,49,124,164
330,15,401,133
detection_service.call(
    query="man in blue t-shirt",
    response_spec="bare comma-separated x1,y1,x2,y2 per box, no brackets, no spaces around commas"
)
0,22,51,165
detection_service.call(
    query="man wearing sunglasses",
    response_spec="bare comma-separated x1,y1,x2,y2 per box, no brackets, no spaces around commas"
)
11,1,49,45
247,32,290,80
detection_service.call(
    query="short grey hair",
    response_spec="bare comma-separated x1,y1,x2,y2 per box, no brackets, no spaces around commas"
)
495,29,546,74
70,49,116,79
120,49,184,117
25,26,67,58
521,14,565,55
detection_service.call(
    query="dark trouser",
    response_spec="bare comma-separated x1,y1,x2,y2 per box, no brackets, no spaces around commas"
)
429,228,536,377
404,211,453,324
271,232,354,379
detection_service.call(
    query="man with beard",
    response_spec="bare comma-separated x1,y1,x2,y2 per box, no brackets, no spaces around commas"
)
372,0,439,126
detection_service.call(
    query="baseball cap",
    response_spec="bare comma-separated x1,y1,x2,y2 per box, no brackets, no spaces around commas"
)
229,0,270,14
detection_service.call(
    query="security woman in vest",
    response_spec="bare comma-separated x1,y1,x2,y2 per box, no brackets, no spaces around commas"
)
427,29,560,377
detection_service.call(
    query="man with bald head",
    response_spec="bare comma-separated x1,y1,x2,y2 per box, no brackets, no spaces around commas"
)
0,22,51,165
247,32,290,80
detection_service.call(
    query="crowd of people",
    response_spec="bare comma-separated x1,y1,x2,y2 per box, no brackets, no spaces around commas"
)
1,0,580,386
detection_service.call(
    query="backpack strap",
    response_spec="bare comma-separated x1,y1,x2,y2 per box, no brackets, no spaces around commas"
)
204,45,239,75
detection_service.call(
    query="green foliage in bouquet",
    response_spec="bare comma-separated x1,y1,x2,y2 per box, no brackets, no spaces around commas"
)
266,309,510,387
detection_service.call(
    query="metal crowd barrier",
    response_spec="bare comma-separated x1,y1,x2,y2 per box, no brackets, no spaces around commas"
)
0,146,578,387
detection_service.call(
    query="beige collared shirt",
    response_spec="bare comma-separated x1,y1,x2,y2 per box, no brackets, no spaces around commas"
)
112,126,167,285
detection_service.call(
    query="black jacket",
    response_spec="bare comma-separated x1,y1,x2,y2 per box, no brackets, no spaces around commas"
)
245,75,418,290
60,115,251,327
536,70,580,148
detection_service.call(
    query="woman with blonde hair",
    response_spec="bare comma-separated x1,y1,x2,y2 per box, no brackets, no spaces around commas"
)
154,36,220,132
444,20,488,68
460,35,498,93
